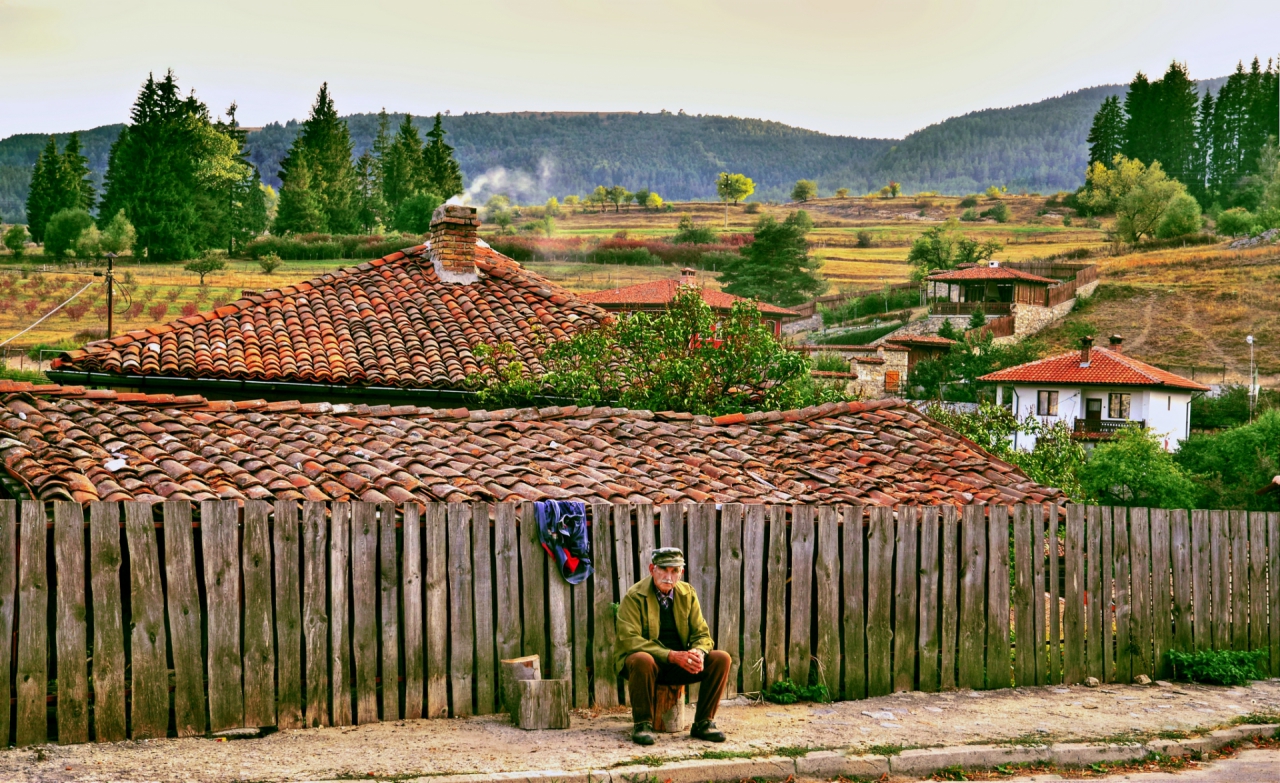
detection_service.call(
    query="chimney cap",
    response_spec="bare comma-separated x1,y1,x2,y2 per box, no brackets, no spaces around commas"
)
1109,334,1124,343
988,259,1000,267
1080,335,1094,346
430,203,479,228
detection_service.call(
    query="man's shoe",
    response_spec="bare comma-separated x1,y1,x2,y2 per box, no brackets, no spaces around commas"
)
632,721,656,746
690,719,726,742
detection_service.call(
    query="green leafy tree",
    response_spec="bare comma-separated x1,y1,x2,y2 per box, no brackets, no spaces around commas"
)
835,188,850,198
791,179,818,202
644,191,663,211
1155,192,1203,238
716,171,755,226
3,224,27,256
604,185,629,212
544,196,561,217
1087,95,1126,167
258,252,283,274
1215,207,1259,236
184,250,227,285
421,113,464,200
1080,425,1197,508
43,208,95,258
272,157,325,235
908,331,1043,402
907,220,962,282
393,191,444,234
1176,409,1280,510
98,210,137,255
888,181,901,198
277,83,360,234
208,104,267,253
719,210,827,307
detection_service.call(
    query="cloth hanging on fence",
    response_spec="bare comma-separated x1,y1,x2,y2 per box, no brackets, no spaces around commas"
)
534,500,593,585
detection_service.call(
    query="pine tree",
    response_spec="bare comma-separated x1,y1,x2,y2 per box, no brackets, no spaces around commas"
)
273,157,325,235
719,210,827,306
277,83,360,234
1192,90,1214,204
354,151,384,233
60,132,97,211
1087,96,1125,166
24,137,58,243
1209,63,1249,199
421,114,463,200
1122,72,1156,167
1153,62,1200,188
381,113,425,219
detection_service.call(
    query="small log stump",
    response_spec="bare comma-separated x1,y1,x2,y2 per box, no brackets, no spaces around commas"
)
499,655,541,714
652,684,686,733
513,679,571,730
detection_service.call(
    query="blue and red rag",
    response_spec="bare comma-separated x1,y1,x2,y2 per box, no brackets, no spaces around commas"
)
533,500,593,584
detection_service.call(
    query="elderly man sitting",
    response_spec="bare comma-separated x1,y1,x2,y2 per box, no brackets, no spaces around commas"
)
615,547,732,746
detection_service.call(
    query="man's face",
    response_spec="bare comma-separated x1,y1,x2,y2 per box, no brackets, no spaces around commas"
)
650,563,683,591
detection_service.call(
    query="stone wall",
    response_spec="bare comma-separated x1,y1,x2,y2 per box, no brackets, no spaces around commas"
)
1012,297,1075,337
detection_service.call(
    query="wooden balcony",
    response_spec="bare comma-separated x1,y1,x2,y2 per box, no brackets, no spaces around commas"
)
930,301,1013,316
1073,418,1144,437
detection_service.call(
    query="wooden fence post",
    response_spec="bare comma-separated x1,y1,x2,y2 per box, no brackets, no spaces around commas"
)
1209,510,1229,650
88,501,126,742
892,505,919,693
590,503,618,708
330,502,353,726
273,499,303,730
719,503,745,697
125,502,169,739
841,505,867,699
0,501,14,748
402,503,425,720
243,499,277,728
788,504,815,689
163,501,208,737
351,502,379,724
446,502,476,717
379,501,401,721
424,502,449,718
16,500,47,746
741,504,766,696
939,505,960,690
53,501,89,744
764,505,788,688
203,499,245,732
957,505,986,691
302,501,331,728
865,505,894,697
1013,505,1034,687
1063,504,1084,685
986,505,1011,690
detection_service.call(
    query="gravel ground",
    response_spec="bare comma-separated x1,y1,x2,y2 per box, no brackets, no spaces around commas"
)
3,680,1279,783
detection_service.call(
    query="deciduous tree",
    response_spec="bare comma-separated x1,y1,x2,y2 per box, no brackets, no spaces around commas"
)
716,171,755,226
791,179,817,202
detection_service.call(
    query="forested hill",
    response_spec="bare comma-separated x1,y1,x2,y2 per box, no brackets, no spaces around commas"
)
0,76,1229,222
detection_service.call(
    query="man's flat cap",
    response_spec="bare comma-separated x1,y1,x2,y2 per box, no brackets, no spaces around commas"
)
651,547,685,568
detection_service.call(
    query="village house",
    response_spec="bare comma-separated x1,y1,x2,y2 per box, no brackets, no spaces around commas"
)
48,205,611,405
926,259,1099,338
979,335,1210,451
579,268,800,337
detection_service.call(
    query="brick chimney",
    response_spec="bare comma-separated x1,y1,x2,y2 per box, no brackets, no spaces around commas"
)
428,204,480,284
1109,334,1124,354
1079,335,1093,365
679,267,697,286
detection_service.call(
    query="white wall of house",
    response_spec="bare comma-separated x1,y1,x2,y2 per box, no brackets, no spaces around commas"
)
997,384,1193,452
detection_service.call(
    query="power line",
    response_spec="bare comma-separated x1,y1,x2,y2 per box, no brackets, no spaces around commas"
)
0,280,96,348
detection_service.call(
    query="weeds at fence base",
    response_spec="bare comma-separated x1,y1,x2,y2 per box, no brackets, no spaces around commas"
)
759,678,831,705
1166,648,1268,686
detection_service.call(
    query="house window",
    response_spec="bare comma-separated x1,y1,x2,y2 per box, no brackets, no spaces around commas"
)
885,370,900,393
1109,392,1131,419
1037,390,1058,416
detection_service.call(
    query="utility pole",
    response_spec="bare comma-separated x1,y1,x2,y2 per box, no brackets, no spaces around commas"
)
105,252,116,339
1247,334,1256,423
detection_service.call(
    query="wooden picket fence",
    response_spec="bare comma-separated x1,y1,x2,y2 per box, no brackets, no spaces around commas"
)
0,500,1277,747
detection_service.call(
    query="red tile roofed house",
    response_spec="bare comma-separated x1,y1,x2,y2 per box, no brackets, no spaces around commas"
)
927,260,1099,337
580,268,800,337
0,380,1063,506
980,336,1210,452
49,205,610,405
883,334,956,377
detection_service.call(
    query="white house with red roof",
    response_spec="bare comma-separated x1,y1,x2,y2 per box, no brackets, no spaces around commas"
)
979,335,1210,452
580,268,800,336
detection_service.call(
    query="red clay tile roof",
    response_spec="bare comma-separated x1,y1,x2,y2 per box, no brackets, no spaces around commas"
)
52,244,610,390
927,266,1058,284
580,279,799,317
884,335,958,348
978,347,1211,391
0,380,1061,506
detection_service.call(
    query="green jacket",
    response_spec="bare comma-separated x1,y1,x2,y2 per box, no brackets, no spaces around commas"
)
615,576,714,671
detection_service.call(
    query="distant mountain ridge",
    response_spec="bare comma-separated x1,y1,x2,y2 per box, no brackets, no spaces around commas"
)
0,77,1229,223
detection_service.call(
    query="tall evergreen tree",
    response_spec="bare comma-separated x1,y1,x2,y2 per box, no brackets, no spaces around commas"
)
208,105,268,252
1209,63,1250,200
277,83,360,233
60,132,97,212
354,151,384,233
1122,72,1157,167
272,157,325,235
1191,90,1215,203
24,137,58,243
381,114,425,219
1153,62,1200,188
421,114,464,200
1087,96,1126,166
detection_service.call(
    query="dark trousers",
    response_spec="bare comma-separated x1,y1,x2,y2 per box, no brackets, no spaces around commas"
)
623,650,732,725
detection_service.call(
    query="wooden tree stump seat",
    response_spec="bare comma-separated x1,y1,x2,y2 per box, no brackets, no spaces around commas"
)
653,683,686,732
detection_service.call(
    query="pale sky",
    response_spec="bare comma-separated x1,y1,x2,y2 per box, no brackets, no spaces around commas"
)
2,0,1278,140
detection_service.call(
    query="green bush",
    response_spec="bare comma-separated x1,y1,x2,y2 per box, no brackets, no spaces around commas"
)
981,202,1011,223
239,233,424,261
960,208,979,222
760,679,831,705
1156,193,1203,239
855,230,874,248
811,353,851,373
587,247,659,265
959,195,979,208
672,225,718,245
1167,648,1267,686
1215,207,1259,237
44,208,95,258
811,322,904,345
393,192,444,234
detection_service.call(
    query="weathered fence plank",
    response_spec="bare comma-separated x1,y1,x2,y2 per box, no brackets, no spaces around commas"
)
917,506,941,693
1032,504,1048,685
1209,510,1229,650
53,502,89,745
472,502,497,715
273,499,303,730
424,502,449,718
518,502,546,663
1230,510,1248,650
331,502,353,726
447,502,476,716
1099,506,1114,681
124,502,169,740
492,503,521,668
1129,508,1151,679
814,505,839,695
1170,510,1194,658
163,501,207,738
1083,505,1102,681
0,502,14,747
243,500,277,728
788,504,815,689
379,502,401,721
1013,505,1034,687
547,532,572,685
1149,508,1172,679
1112,507,1132,683
1248,511,1267,653
1047,505,1061,684
613,504,635,591
591,503,619,708
741,504,766,696
16,501,47,746
402,503,424,720
659,503,682,551
351,502,379,724
893,505,919,693
572,575,589,708
1191,509,1211,651
601,506,627,699
1063,504,1085,685
635,504,656,571
866,505,894,697
719,503,745,697
842,505,867,699
303,501,331,728
957,504,986,691
986,505,1011,690
1270,513,1280,677
688,503,719,701
203,499,245,732
940,505,960,690
764,505,788,687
